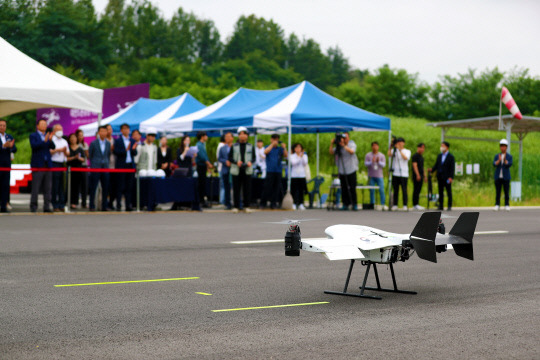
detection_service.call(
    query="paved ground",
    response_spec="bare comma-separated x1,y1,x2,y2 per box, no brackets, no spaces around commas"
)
0,208,538,359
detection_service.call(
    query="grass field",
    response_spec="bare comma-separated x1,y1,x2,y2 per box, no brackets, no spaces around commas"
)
13,116,540,206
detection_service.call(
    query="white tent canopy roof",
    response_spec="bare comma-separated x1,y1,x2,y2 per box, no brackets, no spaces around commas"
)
0,36,103,117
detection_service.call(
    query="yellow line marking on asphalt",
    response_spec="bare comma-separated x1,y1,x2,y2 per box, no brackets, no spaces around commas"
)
212,301,329,312
54,277,199,287
195,292,212,296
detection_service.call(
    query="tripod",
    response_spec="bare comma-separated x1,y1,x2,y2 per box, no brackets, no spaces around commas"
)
386,146,399,211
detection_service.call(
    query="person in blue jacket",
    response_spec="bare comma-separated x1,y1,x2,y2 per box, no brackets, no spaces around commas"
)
29,119,56,212
0,119,17,213
493,139,513,211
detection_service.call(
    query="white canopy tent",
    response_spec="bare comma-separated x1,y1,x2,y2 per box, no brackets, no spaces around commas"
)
0,36,103,117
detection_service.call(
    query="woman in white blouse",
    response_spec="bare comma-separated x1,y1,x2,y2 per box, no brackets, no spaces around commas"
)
290,143,308,210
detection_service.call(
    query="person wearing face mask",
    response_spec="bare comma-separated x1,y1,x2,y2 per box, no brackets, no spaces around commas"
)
429,141,455,211
29,119,56,212
50,124,69,212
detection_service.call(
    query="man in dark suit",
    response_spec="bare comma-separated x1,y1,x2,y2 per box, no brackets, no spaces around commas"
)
0,119,17,213
429,141,455,211
114,123,138,211
29,119,56,212
493,139,513,211
88,125,111,211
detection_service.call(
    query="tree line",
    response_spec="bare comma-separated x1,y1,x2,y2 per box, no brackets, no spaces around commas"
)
2,0,539,138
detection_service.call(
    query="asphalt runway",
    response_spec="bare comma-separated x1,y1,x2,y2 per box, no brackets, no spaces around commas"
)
1,209,539,359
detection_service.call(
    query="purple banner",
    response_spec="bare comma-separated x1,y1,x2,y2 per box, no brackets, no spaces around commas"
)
36,83,149,136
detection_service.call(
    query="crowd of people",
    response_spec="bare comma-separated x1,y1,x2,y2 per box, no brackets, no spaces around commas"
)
0,119,516,213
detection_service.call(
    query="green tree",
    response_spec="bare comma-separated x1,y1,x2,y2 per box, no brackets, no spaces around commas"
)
432,68,504,120
327,46,351,86
0,0,40,57
33,0,110,78
224,15,286,66
194,19,222,66
287,38,332,89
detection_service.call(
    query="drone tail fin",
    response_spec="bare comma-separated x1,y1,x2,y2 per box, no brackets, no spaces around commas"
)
449,212,479,261
409,212,441,263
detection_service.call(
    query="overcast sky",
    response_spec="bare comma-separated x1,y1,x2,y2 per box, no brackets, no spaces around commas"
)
92,0,540,84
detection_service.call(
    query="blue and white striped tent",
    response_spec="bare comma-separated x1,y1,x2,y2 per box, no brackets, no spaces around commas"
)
163,81,390,135
80,93,205,137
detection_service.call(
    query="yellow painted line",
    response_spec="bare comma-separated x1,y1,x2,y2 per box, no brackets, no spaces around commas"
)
195,292,212,296
54,277,199,287
212,301,329,312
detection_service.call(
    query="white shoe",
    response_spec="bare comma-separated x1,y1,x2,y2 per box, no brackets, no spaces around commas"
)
413,205,425,210
382,205,389,211
504,206,510,211
299,204,306,211
391,205,398,211
493,205,500,211
402,206,408,211
292,204,297,210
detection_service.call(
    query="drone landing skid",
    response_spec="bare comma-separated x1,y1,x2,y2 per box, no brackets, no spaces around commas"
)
324,260,417,300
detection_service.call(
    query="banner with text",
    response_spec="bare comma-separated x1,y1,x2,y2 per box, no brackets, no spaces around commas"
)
36,83,149,136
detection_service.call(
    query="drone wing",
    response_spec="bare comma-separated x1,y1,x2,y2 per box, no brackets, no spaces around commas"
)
325,225,400,250
301,238,365,261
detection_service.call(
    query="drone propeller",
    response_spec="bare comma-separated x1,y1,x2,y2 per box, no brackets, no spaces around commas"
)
263,218,321,225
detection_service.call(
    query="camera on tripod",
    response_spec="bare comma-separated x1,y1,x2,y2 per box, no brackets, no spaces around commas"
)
334,132,346,154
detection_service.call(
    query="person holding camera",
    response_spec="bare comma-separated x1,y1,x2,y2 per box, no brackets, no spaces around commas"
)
388,137,410,211
263,134,288,209
329,132,358,211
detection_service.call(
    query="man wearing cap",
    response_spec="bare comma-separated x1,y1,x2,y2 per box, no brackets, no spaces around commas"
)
137,128,158,172
493,139,513,211
228,127,255,211
429,141,455,211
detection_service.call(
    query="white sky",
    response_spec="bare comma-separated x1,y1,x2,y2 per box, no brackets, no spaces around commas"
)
92,0,540,84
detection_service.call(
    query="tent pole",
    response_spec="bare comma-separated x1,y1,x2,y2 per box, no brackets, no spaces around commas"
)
316,132,320,177
506,121,512,154
287,126,292,193
518,134,523,182
97,112,102,127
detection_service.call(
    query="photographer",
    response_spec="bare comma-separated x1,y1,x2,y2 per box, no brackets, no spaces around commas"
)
388,137,410,211
329,132,358,210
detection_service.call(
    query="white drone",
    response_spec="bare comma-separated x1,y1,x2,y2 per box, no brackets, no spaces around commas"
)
282,212,479,299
